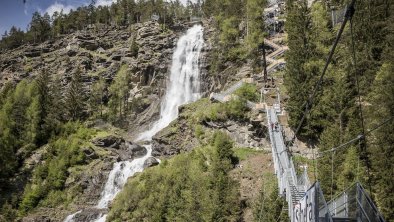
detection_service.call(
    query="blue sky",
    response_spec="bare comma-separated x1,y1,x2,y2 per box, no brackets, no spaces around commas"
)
0,0,118,36
0,0,191,37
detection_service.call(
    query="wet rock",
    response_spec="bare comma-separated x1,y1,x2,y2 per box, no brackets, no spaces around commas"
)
127,143,147,158
144,157,159,168
92,135,125,149
112,142,148,161
72,208,107,222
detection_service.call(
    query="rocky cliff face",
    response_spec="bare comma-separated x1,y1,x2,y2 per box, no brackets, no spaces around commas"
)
0,20,221,221
0,21,179,133
1,21,175,89
1,20,220,136
1,19,255,221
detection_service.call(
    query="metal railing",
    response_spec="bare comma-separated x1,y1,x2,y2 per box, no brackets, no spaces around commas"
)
325,183,386,222
267,107,312,221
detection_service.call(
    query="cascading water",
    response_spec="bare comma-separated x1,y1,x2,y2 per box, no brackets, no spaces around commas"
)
138,24,204,141
64,25,204,222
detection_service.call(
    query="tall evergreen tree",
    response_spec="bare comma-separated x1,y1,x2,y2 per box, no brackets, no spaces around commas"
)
284,0,316,138
44,74,64,136
89,77,106,118
108,65,130,122
65,68,85,121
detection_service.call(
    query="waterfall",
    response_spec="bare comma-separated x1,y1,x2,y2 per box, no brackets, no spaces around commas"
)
138,24,204,141
63,210,81,222
96,145,153,209
63,25,204,222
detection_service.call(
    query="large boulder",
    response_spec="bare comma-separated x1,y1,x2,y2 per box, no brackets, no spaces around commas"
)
25,49,41,57
67,49,78,57
82,147,98,160
92,135,125,149
109,54,122,61
144,157,159,168
127,143,147,158
72,209,107,222
79,40,99,51
21,215,51,222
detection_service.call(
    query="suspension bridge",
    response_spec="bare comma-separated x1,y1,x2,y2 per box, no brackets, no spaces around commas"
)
209,0,387,220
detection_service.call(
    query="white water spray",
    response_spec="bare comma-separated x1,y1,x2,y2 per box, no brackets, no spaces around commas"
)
96,145,153,209
63,210,81,222
64,25,204,222
138,25,204,141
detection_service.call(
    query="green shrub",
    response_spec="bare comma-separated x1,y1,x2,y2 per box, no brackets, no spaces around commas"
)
234,148,263,161
108,131,240,222
225,98,247,119
18,123,94,214
254,173,288,221
19,184,45,214
40,190,66,207
194,125,204,139
235,83,258,102
1,201,17,221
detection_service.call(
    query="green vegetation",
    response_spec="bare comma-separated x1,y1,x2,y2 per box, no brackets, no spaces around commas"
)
130,36,139,58
0,69,104,219
19,122,94,215
254,173,288,222
284,0,394,218
65,68,86,121
203,0,269,74
0,79,48,184
235,83,259,102
233,147,263,161
108,131,240,221
190,98,243,122
185,84,259,123
108,64,131,123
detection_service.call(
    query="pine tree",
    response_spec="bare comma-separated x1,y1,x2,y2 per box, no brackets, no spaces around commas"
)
35,69,51,143
65,68,85,121
244,0,267,70
25,96,41,145
284,0,315,138
89,77,106,118
0,95,17,186
367,62,394,219
10,80,32,140
44,74,64,136
108,65,130,122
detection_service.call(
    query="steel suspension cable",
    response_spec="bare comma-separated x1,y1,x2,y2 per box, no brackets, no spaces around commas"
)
319,116,393,155
288,0,357,146
299,116,394,156
350,14,369,188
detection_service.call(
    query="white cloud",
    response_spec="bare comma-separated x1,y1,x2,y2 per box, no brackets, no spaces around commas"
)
95,0,117,7
45,2,75,16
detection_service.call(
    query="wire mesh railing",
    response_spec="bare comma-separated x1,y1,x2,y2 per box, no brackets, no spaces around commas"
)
266,107,386,222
